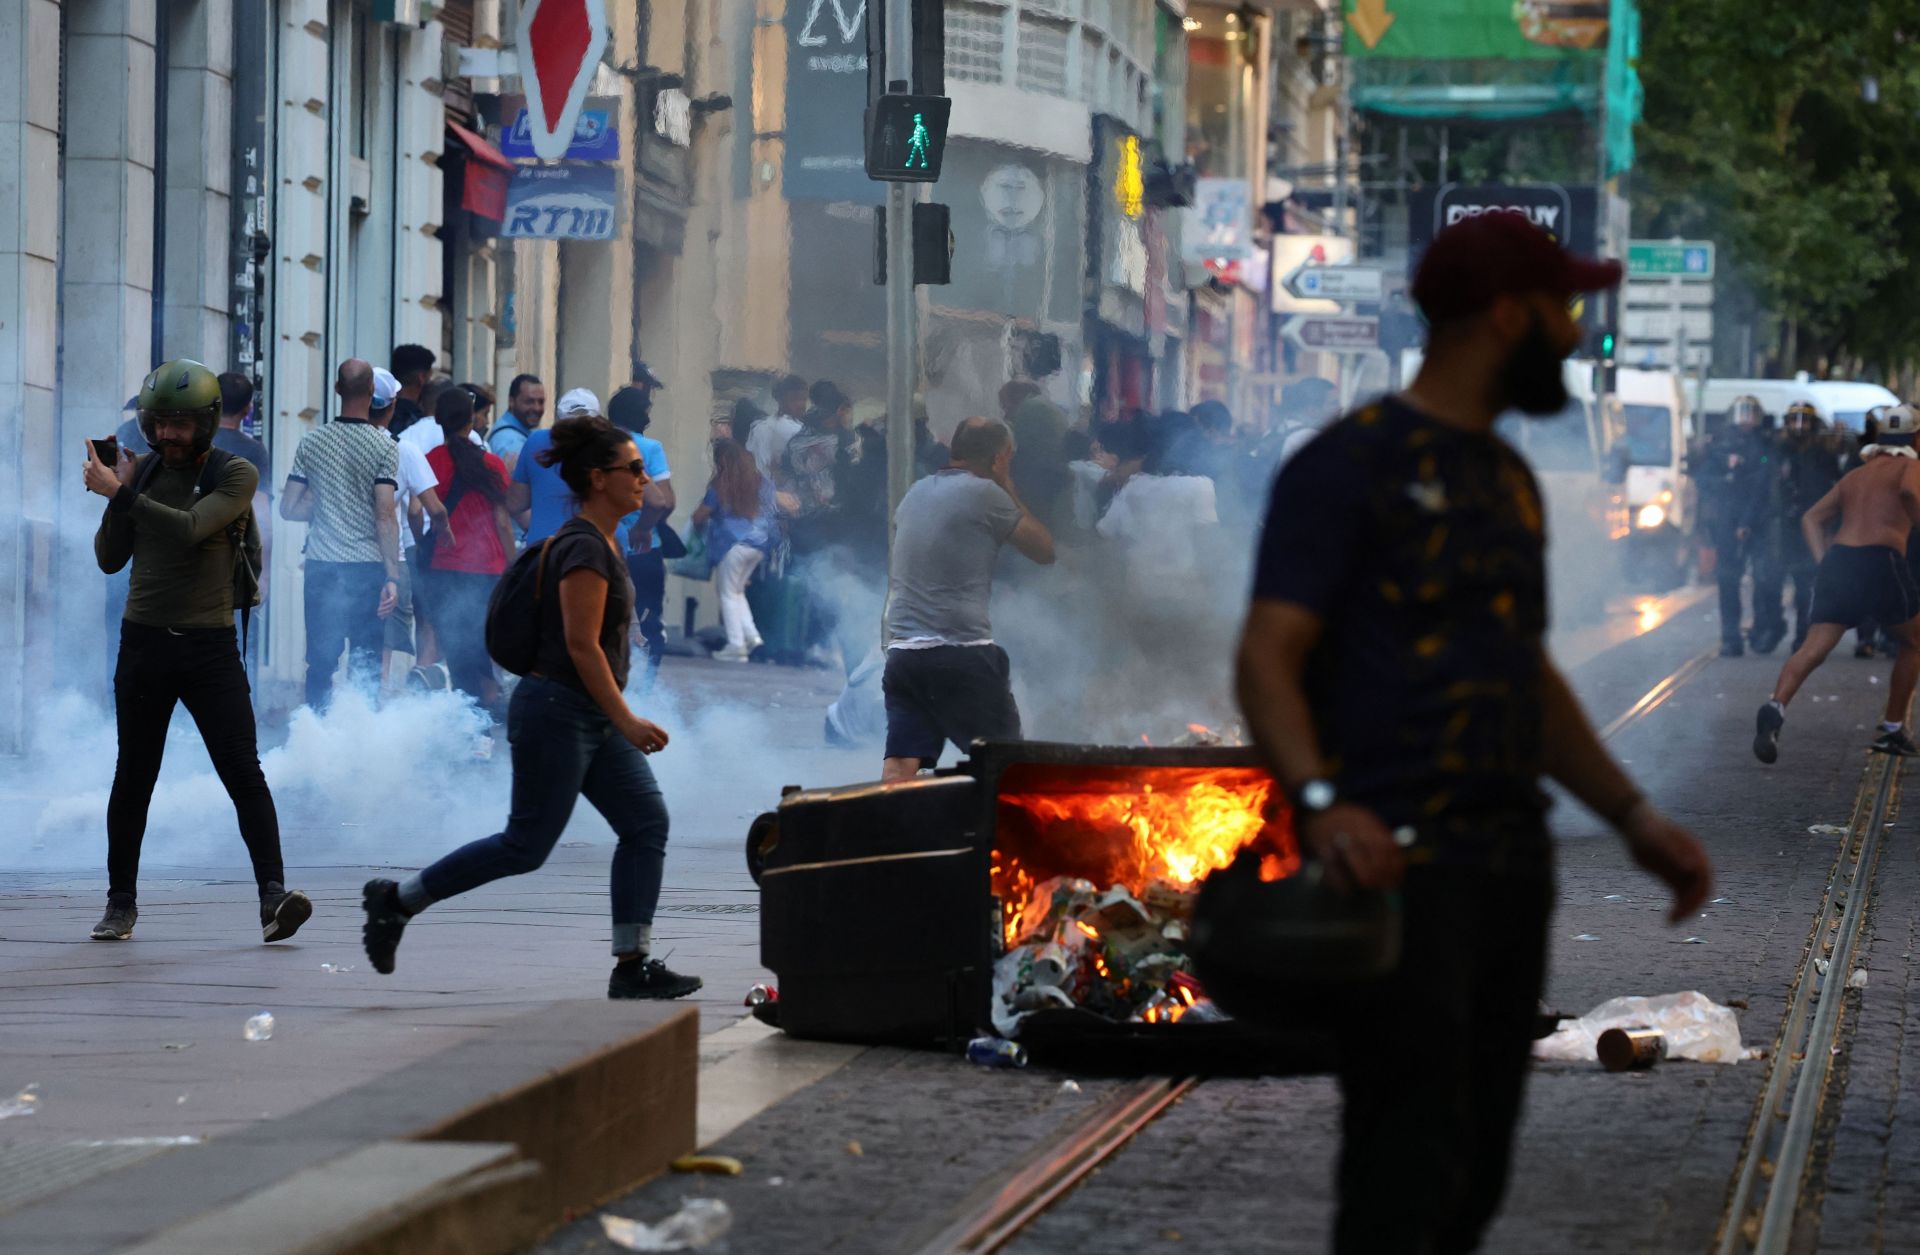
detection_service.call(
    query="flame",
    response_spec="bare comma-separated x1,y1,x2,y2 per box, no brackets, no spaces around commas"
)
992,765,1298,946
1187,723,1212,736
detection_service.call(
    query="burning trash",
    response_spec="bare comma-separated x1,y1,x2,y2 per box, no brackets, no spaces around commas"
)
987,765,1296,1037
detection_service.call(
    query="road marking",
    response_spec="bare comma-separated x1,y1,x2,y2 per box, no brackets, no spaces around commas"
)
1716,750,1904,1254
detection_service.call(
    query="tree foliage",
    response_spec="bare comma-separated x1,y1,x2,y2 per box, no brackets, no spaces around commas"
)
1635,0,1920,378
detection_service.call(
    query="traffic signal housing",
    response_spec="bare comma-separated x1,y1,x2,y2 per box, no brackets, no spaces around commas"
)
872,202,955,286
865,94,951,183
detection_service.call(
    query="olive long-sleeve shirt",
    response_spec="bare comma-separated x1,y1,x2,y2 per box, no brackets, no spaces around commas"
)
95,454,257,629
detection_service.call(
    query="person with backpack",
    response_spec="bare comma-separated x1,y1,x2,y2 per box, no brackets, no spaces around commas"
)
420,388,514,712
83,358,310,944
359,415,702,1001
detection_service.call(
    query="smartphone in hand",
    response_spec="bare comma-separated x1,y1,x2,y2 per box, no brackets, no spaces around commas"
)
90,435,119,464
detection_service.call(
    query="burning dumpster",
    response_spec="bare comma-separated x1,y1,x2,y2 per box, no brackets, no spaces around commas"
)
753,741,1299,1054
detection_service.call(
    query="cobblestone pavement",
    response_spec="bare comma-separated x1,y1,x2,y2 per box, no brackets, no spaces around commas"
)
539,600,1920,1254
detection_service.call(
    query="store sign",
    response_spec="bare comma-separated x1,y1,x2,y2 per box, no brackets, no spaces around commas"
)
1114,134,1145,219
503,166,618,240
1184,177,1251,262
516,0,610,160
500,103,619,160
784,0,869,201
1409,182,1599,255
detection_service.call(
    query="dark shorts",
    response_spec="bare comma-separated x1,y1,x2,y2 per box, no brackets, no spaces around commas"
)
1810,543,1920,629
882,644,1021,766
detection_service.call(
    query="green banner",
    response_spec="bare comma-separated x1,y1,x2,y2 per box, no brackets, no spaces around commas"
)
1344,0,1608,61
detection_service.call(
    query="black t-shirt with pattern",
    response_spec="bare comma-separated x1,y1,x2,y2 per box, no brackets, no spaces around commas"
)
1252,398,1551,846
534,518,635,695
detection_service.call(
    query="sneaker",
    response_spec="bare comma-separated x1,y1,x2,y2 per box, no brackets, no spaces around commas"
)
608,958,703,1000
746,633,765,653
1720,641,1745,658
1754,704,1784,765
1749,633,1781,656
1856,642,1877,660
361,879,412,975
90,896,137,941
1872,728,1920,757
823,712,856,750
407,663,450,692
713,645,753,663
260,886,313,943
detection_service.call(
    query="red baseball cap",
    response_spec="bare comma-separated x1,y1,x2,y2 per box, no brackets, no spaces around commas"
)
1411,210,1622,324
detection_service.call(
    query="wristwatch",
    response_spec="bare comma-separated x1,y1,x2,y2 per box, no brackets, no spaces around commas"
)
1289,778,1338,816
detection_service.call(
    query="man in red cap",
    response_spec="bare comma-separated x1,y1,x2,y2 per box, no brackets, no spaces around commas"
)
1235,212,1712,1252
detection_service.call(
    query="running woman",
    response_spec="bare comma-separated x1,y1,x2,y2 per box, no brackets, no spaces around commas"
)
360,415,702,999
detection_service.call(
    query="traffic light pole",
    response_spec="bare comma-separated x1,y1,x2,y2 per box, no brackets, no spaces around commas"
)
884,0,917,539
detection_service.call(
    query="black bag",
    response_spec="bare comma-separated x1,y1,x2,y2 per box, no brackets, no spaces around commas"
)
485,532,558,676
129,447,263,646
654,520,690,560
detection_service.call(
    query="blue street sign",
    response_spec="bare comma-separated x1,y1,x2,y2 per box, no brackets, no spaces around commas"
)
503,166,618,240
499,107,620,161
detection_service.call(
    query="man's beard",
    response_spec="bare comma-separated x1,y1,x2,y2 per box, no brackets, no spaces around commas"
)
158,440,196,465
1501,318,1571,417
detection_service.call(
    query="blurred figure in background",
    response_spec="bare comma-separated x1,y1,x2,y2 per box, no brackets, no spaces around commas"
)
748,374,809,488
694,439,781,661
1699,395,1786,657
1777,401,1842,652
1001,380,1070,533
609,380,675,689
422,387,514,714
729,396,765,448
386,344,436,438
490,374,545,476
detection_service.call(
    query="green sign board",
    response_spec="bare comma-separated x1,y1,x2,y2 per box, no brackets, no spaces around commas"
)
1627,240,1715,279
1343,0,1605,61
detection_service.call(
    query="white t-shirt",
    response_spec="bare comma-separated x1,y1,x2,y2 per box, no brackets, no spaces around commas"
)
394,439,438,552
400,420,484,459
745,414,804,484
1096,473,1219,593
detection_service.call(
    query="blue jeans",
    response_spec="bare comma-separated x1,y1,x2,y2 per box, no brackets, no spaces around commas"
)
411,676,669,955
303,559,385,710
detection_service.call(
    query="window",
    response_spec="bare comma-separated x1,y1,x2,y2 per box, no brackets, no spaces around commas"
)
1081,29,1106,109
1017,14,1071,97
1620,404,1674,466
948,2,1008,85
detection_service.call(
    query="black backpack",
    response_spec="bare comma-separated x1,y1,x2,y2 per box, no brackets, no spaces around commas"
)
129,447,264,645
485,533,558,676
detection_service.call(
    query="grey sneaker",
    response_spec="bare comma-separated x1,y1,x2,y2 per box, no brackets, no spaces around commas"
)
91,896,137,941
260,886,313,943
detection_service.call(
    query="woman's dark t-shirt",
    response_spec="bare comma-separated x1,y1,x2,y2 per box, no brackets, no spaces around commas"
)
1252,399,1550,851
535,518,634,694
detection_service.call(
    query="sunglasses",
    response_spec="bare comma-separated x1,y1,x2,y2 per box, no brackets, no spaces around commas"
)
603,458,646,477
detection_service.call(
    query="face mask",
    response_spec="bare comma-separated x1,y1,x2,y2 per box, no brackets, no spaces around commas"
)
1502,315,1570,417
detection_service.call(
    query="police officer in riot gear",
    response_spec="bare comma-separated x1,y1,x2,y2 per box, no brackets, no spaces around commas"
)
83,358,310,944
1700,395,1787,656
1777,401,1844,651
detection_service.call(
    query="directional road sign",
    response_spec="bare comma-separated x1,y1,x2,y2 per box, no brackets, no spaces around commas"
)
1283,315,1379,353
1627,240,1715,280
1284,264,1384,303
517,0,610,161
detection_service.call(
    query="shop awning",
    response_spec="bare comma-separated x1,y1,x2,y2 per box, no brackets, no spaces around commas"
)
447,120,513,222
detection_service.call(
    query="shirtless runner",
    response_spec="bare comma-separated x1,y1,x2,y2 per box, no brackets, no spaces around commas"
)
1755,405,1920,763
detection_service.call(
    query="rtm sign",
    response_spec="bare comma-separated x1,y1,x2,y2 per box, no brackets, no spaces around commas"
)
502,167,618,240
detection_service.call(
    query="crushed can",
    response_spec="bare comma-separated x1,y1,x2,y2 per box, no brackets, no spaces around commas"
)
966,1035,1029,1068
743,983,779,1008
1596,1027,1666,1072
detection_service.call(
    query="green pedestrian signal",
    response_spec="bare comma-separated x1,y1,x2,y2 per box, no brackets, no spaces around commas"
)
866,94,951,183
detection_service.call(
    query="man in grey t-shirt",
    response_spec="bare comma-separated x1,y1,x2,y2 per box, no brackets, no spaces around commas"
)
881,417,1056,780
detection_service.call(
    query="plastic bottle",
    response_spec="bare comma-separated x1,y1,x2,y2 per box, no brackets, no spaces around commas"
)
243,1012,275,1042
966,1035,1028,1068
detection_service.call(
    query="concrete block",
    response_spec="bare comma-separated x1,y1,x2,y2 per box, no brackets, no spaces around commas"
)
61,35,135,162
119,1142,543,1255
64,0,156,40
21,258,57,390
59,160,133,287
0,1,62,129
22,124,60,261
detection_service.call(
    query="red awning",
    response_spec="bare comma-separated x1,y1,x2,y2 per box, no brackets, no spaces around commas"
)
446,120,514,172
447,121,513,223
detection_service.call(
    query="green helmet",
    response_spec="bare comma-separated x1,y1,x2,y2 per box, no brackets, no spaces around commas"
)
137,358,222,453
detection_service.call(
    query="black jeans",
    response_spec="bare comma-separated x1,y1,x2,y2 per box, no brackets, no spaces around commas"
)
1713,529,1784,648
428,568,498,702
627,549,666,686
107,622,284,901
1331,858,1553,1254
303,559,386,709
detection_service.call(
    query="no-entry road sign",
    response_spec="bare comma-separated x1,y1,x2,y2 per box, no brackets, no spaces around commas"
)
517,0,610,161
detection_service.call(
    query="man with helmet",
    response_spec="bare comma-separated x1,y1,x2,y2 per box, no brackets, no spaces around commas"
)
1777,400,1844,651
83,359,310,944
1755,403,1920,763
1699,395,1787,656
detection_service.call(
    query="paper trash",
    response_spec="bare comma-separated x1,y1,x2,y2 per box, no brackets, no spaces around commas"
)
1532,991,1749,1065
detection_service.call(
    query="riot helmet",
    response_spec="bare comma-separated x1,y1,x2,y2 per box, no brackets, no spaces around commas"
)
1728,395,1766,430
